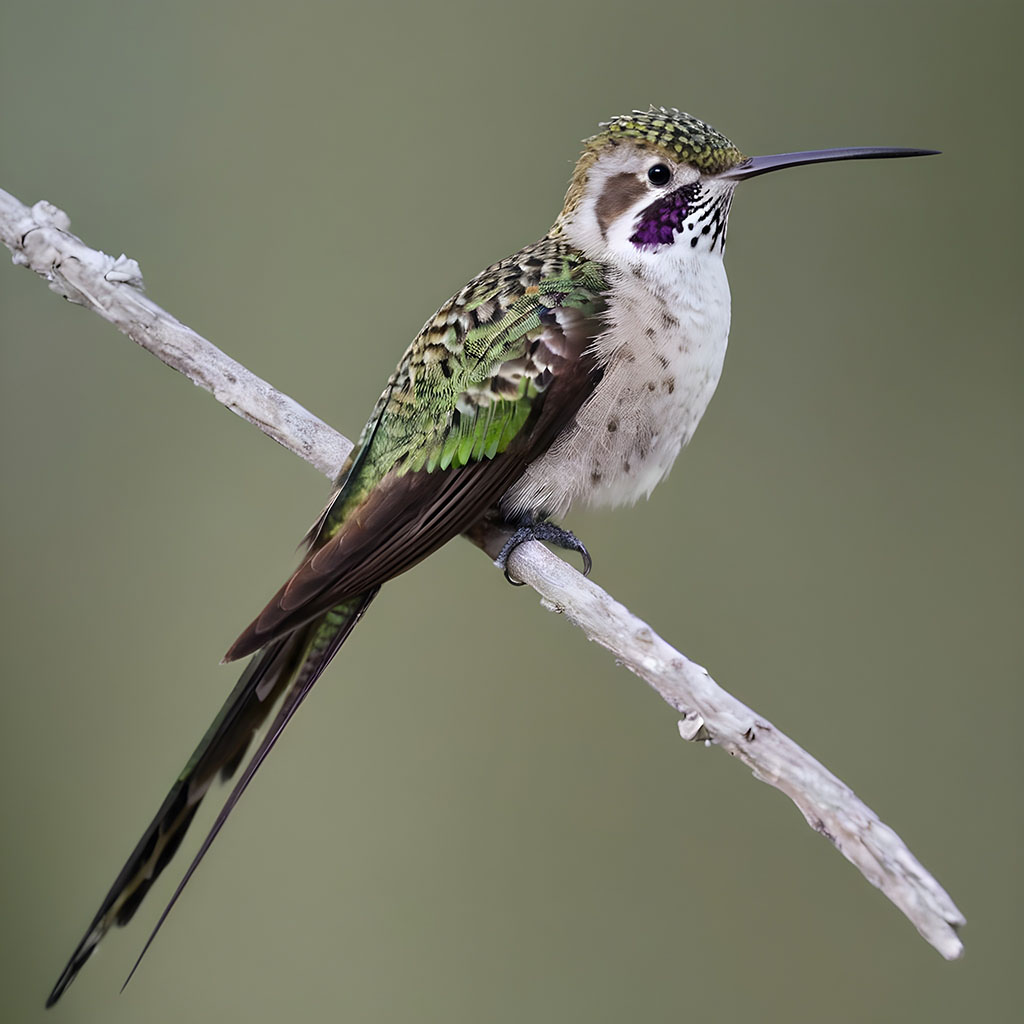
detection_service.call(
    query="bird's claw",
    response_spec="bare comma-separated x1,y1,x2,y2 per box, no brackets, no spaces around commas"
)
496,521,593,585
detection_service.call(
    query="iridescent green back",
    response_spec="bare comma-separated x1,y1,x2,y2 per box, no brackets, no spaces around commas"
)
322,238,607,534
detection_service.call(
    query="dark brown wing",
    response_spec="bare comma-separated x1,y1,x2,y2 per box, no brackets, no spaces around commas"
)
225,295,605,661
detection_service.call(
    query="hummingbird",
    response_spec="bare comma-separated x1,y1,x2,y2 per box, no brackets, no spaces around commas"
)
46,108,936,1005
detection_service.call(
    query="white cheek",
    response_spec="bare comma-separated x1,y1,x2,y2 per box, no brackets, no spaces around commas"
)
605,212,644,254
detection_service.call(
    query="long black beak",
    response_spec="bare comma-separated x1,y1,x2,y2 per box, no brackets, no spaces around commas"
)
719,147,939,181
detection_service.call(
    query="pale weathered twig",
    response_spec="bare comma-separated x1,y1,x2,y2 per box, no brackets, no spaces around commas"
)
0,186,965,959
0,192,348,476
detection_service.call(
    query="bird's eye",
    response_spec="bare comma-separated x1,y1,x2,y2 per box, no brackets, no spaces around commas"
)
647,163,672,186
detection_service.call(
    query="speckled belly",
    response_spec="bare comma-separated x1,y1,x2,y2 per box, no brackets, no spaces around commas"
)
502,259,731,519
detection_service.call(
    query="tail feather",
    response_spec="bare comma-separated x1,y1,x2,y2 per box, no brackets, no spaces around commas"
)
46,591,377,1007
122,589,379,992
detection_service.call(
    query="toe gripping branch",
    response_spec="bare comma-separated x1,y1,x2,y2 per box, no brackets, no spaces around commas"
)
496,519,593,585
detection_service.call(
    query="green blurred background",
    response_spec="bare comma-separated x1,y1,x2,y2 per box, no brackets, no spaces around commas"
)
2,1,1020,1021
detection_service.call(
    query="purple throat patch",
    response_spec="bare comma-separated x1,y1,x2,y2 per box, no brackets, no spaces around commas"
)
630,184,699,249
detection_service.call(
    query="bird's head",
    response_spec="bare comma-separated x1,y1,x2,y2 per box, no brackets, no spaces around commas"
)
555,108,936,266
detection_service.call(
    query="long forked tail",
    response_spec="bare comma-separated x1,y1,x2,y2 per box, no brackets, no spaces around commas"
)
46,590,378,1007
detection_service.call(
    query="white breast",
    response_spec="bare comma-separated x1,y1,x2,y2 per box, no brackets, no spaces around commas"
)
503,253,731,519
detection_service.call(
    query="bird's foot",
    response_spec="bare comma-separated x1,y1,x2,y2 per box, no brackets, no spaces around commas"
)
496,519,592,585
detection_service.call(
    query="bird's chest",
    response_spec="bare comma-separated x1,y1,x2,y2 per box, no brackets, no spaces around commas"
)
503,258,731,518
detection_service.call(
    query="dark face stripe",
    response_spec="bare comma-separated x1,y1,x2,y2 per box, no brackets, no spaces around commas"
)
595,172,648,239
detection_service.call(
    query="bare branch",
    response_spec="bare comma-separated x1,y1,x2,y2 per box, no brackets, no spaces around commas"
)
1,186,965,959
0,190,350,477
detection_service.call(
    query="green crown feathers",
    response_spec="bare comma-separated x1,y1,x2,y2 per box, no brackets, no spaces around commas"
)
590,108,745,174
